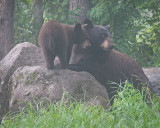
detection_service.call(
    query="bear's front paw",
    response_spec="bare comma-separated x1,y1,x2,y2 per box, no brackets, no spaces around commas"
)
68,64,84,72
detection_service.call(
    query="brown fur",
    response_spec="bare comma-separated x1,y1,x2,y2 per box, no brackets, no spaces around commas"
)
38,20,89,69
69,18,152,104
70,46,152,104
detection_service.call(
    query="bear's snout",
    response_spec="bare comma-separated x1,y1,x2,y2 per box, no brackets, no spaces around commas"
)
100,38,114,50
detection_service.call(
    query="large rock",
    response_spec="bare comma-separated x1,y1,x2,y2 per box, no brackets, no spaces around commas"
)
0,42,45,122
9,66,110,113
0,42,45,86
143,67,160,96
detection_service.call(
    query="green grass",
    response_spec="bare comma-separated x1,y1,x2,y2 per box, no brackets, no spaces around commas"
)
1,82,160,128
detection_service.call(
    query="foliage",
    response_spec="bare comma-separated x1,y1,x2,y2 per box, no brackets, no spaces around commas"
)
136,24,160,66
14,0,34,45
14,0,73,45
89,0,160,67
135,0,160,66
89,0,141,56
110,81,160,127
2,82,160,128
1,82,160,128
43,0,75,24
14,0,160,66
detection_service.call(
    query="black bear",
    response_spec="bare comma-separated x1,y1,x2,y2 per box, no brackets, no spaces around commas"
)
69,18,152,104
38,20,90,69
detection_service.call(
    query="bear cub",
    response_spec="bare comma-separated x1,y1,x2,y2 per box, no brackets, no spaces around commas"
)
38,20,90,69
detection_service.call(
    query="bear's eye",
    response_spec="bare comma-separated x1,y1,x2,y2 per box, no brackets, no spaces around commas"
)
101,33,107,38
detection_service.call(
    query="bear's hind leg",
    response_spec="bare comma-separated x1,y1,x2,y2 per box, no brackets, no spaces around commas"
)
57,45,68,69
43,49,55,69
58,52,67,69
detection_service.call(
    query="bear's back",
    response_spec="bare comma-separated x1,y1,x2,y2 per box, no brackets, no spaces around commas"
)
39,20,66,40
104,50,149,84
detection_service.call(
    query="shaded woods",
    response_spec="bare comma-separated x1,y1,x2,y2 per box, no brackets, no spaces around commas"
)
0,1,160,127
0,0,160,66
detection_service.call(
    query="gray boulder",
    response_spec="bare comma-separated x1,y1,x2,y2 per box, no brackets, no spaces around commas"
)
0,42,45,86
0,42,45,122
9,66,110,113
143,67,160,96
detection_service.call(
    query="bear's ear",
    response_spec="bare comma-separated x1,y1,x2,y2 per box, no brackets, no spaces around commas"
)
105,25,111,31
74,23,82,32
83,18,93,30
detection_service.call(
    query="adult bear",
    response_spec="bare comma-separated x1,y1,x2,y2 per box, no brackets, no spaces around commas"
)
38,20,90,69
69,18,152,104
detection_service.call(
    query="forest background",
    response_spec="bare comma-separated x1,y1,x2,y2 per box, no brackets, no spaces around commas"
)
0,0,160,67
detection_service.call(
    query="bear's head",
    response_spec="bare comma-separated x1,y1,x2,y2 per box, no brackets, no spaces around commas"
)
83,18,114,52
74,23,91,49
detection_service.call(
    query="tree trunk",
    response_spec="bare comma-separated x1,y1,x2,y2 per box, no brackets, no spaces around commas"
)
0,0,15,60
69,0,91,63
32,0,44,44
69,0,91,23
